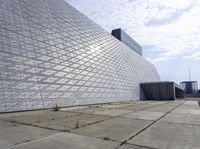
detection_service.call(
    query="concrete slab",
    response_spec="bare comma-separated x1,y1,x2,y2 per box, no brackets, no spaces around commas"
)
119,104,154,111
0,119,18,129
172,108,200,115
72,118,153,142
3,111,80,124
119,144,151,149
129,122,200,149
8,132,119,149
162,101,183,106
0,125,58,148
101,104,132,109
160,113,200,125
145,105,175,113
32,114,111,131
123,111,165,121
61,106,88,111
141,101,168,105
0,110,48,119
128,101,151,104
69,107,109,114
177,106,200,110
182,101,199,106
94,109,132,116
181,101,200,110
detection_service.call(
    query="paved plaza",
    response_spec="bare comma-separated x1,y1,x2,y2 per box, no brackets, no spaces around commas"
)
0,100,200,149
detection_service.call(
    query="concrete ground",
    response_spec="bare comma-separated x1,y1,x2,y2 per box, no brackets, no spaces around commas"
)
0,100,200,149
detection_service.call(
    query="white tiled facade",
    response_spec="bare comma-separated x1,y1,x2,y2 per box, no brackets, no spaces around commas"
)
0,0,160,112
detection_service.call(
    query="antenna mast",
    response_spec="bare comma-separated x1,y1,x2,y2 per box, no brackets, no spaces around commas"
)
188,66,191,81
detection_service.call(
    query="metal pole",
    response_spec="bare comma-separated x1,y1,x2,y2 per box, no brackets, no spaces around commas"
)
189,66,191,81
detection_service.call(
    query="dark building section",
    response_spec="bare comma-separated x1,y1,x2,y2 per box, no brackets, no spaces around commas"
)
180,81,198,94
140,82,184,100
111,28,143,56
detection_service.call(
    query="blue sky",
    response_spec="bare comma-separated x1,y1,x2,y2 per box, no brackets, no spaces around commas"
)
66,0,200,87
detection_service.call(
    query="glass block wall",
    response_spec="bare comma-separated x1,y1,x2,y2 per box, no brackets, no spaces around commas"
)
0,0,160,112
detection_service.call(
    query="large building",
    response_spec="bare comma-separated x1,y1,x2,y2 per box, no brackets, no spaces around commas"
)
0,0,160,112
180,81,198,94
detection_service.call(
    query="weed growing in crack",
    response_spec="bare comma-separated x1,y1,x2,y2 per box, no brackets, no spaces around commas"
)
52,104,61,111
103,136,110,140
64,125,67,132
75,121,79,129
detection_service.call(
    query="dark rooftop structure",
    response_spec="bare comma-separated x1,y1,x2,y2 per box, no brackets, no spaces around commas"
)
140,81,184,100
111,28,143,56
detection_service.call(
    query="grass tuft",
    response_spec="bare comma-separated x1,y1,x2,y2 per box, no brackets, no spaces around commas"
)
103,136,110,140
52,104,61,111
75,121,79,129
